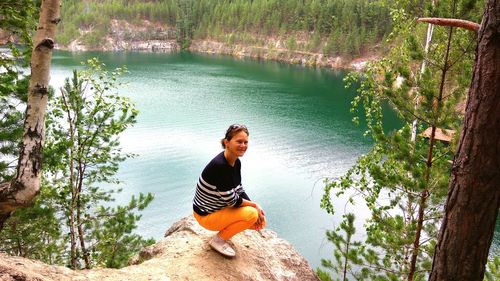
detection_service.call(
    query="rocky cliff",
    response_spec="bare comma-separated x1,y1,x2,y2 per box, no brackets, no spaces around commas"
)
0,215,319,281
63,20,178,52
56,19,373,71
188,39,372,70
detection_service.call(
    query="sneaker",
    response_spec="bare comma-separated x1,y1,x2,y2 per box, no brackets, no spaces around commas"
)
209,236,236,257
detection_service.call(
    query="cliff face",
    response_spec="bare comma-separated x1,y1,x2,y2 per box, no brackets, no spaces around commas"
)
57,20,373,71
62,20,178,52
0,215,319,281
188,40,373,70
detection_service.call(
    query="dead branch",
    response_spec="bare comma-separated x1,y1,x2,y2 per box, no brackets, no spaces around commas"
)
417,18,480,32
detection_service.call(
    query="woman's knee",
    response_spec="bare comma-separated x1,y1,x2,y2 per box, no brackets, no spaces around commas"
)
242,206,259,224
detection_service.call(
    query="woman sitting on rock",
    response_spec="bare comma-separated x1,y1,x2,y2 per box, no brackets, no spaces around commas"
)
192,124,266,257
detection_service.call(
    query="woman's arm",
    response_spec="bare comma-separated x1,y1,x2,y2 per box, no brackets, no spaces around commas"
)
240,199,264,214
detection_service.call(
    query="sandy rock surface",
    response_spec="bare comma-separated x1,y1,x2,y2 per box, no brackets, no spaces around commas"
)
0,215,319,281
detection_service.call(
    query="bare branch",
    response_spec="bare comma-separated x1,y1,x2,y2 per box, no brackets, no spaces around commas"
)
417,18,480,32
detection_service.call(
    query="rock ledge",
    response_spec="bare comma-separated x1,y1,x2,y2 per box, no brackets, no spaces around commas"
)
0,215,319,281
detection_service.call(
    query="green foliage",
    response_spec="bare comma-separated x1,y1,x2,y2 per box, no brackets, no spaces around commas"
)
0,0,38,47
286,35,297,52
0,179,65,264
0,58,154,268
307,31,322,52
91,193,154,268
175,0,194,50
0,0,38,181
323,30,340,56
57,23,80,46
484,256,500,281
319,0,483,279
81,18,110,47
43,58,155,269
319,213,366,281
317,268,334,281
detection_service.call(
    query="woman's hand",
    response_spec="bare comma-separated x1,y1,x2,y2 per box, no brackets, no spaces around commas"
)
253,203,266,230
254,203,265,217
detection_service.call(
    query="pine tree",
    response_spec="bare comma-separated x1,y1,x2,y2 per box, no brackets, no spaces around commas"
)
43,59,154,269
318,213,366,281
319,0,483,280
429,0,500,278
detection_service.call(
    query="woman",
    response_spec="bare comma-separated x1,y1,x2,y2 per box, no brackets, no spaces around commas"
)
193,124,266,257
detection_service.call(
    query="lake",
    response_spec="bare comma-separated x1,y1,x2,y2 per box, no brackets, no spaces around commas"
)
49,50,498,269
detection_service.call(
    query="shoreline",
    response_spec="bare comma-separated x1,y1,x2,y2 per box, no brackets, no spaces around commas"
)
55,38,377,72
3,17,378,71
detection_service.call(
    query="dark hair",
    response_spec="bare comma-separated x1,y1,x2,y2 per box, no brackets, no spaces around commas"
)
221,124,249,148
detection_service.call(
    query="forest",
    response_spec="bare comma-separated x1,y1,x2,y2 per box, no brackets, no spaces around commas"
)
0,0,499,280
57,0,393,56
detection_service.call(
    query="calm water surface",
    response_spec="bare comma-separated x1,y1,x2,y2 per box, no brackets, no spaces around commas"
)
49,50,498,269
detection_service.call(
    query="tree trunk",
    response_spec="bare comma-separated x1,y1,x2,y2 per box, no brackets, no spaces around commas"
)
69,204,77,269
409,20,455,281
429,1,500,280
77,169,91,269
343,242,349,281
0,0,61,229
77,216,90,269
69,159,77,269
407,10,435,277
63,89,78,269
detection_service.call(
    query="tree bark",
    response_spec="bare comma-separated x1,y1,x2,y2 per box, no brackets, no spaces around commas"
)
0,0,61,229
429,0,500,280
77,168,91,269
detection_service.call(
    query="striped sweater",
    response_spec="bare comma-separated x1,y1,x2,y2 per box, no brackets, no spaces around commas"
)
193,152,250,215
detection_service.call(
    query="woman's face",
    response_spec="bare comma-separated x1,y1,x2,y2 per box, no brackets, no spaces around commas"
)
225,131,249,157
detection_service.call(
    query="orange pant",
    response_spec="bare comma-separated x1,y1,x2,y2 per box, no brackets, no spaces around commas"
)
194,206,266,240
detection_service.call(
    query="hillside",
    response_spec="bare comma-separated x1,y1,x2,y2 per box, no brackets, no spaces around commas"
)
54,0,391,69
58,19,378,70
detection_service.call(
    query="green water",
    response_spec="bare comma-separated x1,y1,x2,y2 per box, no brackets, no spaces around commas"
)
49,51,497,269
